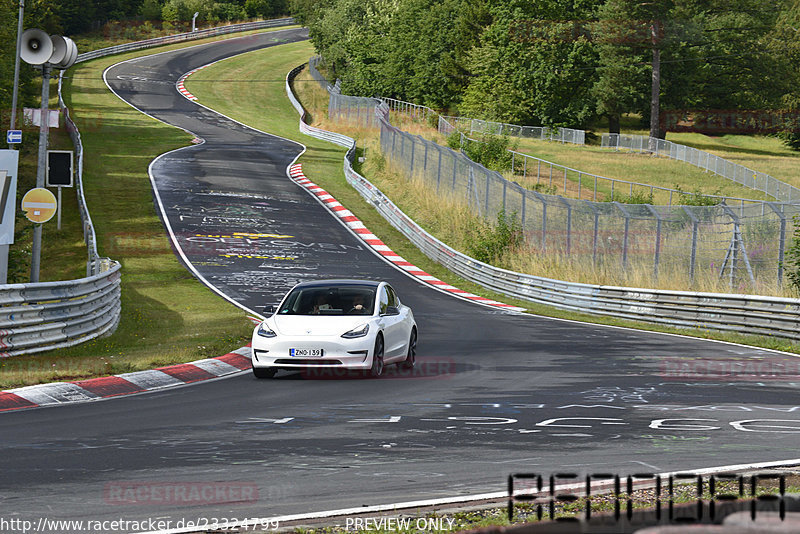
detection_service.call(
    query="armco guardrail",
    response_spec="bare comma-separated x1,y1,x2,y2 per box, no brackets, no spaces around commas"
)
287,62,800,342
76,18,296,63
0,261,121,357
0,21,298,357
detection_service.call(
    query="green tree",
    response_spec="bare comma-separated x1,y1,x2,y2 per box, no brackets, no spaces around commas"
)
459,0,598,127
590,0,653,133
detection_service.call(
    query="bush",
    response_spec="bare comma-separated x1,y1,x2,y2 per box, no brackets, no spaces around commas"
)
465,210,523,264
445,131,515,172
463,134,515,172
674,185,721,206
603,190,655,204
446,131,462,150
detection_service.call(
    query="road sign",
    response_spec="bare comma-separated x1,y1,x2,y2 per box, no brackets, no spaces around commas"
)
21,188,57,224
46,150,73,187
6,130,22,144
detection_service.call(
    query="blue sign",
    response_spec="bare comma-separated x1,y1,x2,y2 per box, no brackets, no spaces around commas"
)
6,130,21,144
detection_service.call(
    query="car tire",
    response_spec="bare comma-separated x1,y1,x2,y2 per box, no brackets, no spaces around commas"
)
370,335,384,378
400,327,416,370
253,367,277,379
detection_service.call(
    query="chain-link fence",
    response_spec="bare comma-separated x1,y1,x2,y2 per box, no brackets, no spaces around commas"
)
602,133,800,204
446,131,765,208
379,119,798,290
310,57,799,291
439,115,585,145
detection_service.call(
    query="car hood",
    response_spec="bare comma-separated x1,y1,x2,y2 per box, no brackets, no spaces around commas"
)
271,315,371,337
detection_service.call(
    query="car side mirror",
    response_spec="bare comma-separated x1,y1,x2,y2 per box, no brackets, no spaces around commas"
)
382,306,400,316
263,305,275,315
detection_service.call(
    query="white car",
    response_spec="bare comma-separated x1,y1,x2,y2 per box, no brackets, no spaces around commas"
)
251,280,417,378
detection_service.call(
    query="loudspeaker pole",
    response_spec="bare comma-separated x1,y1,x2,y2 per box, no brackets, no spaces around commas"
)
30,64,50,283
8,0,24,147
2,0,24,284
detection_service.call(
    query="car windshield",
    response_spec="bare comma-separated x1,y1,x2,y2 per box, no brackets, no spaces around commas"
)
277,285,377,316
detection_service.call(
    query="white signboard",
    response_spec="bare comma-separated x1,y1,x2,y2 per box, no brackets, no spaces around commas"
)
0,150,19,245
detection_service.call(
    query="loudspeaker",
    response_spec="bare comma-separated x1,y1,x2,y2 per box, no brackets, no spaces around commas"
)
56,37,78,69
48,35,68,65
20,28,53,66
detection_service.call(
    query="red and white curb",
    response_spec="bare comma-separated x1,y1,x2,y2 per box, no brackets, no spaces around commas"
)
176,64,208,101
288,163,525,312
0,346,252,413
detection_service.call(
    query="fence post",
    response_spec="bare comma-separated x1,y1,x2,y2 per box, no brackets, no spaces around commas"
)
452,150,458,192
423,138,429,171
646,205,662,281
485,169,491,216
766,202,787,288
410,136,415,174
436,145,442,193
502,177,507,213
683,206,699,284
559,197,572,255
532,192,548,251
614,202,631,270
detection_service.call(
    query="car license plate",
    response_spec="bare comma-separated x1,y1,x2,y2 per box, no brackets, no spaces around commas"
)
290,348,323,357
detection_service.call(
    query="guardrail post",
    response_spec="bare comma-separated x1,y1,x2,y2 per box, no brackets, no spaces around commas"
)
683,207,700,284
614,202,632,270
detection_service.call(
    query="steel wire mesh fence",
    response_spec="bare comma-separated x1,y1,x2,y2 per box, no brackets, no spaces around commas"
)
602,133,800,204
439,115,585,145
310,57,799,291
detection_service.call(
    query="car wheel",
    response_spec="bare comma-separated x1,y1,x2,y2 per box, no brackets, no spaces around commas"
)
400,328,416,370
253,367,277,379
370,335,384,378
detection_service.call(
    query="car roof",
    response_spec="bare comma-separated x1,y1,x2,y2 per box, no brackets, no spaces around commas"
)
291,279,383,289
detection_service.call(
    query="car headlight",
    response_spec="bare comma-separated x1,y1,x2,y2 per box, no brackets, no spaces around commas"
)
341,323,369,339
256,323,277,338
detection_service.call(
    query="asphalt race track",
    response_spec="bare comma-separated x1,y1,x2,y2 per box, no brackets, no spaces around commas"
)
2,29,800,530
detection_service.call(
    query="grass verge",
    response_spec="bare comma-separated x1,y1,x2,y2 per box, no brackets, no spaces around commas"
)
0,26,300,389
184,45,800,357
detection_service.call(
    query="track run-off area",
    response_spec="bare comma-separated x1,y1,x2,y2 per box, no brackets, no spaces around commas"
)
2,29,800,530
